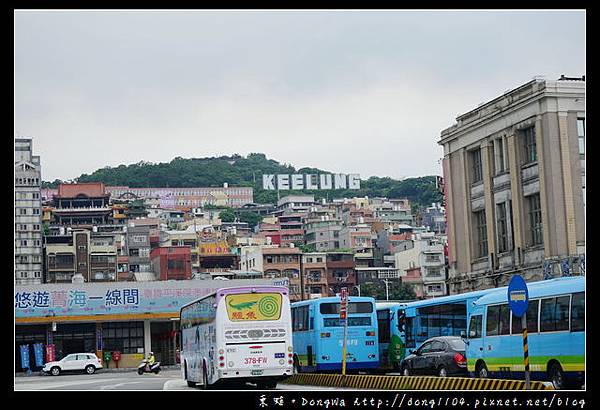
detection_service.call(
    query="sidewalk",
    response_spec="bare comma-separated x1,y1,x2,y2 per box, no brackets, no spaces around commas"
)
15,364,181,377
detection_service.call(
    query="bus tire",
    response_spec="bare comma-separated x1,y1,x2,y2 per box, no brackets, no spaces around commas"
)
548,362,566,390
475,361,489,379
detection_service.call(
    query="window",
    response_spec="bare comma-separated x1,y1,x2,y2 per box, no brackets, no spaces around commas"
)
468,314,482,338
377,309,390,343
511,299,539,334
471,148,483,183
495,138,506,174
571,292,585,332
19,209,27,215
527,194,543,246
33,193,39,199
21,240,28,247
34,272,41,278
102,322,144,354
292,306,309,331
430,340,445,352
496,202,509,253
320,302,373,314
474,210,488,257
486,304,510,336
540,296,571,332
577,118,585,160
33,224,40,230
522,127,537,164
33,208,40,215
19,256,28,263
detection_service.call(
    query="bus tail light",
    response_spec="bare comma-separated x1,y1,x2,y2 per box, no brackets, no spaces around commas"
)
219,356,225,361
219,362,225,367
288,360,293,365
366,331,375,336
320,332,331,338
288,353,293,358
454,353,467,366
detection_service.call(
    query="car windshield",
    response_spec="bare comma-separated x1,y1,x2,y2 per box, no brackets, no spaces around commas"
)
447,339,466,351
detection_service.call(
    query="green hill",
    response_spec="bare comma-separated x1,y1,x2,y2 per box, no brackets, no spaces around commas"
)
43,153,442,208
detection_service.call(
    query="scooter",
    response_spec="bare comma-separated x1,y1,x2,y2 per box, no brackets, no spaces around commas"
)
137,360,161,375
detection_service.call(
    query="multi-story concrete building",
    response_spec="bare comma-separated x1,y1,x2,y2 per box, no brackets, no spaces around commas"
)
275,195,315,214
302,252,329,299
394,232,447,297
150,246,192,281
303,214,342,252
126,224,152,278
439,76,585,293
325,251,356,296
15,138,43,284
278,213,305,247
45,229,118,283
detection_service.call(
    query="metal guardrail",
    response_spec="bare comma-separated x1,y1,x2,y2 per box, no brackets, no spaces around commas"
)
280,373,554,390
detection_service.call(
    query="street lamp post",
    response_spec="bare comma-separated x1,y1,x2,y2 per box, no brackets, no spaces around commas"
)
382,279,391,301
353,285,361,297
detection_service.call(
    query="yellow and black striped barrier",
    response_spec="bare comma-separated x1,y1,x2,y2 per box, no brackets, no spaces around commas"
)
280,373,554,390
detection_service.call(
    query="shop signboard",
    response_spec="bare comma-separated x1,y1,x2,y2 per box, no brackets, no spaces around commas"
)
15,278,289,320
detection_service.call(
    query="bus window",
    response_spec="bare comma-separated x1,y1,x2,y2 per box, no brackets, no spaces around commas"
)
468,314,482,338
377,309,390,344
499,304,511,335
540,298,556,332
405,317,415,348
486,305,500,336
555,296,570,331
571,292,585,332
541,296,570,332
320,302,373,314
293,306,309,331
511,299,539,334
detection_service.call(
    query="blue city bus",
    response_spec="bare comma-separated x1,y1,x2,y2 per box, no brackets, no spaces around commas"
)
401,289,495,355
465,276,584,389
376,302,408,371
291,296,379,373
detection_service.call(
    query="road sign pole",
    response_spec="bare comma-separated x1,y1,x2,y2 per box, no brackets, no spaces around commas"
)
340,287,348,376
522,315,530,390
508,275,530,391
342,319,348,376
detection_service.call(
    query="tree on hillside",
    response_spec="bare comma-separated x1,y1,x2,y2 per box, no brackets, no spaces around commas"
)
219,209,236,223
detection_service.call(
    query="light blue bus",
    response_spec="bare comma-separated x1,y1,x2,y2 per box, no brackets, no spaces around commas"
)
465,276,584,389
376,302,408,371
400,289,495,356
291,296,379,373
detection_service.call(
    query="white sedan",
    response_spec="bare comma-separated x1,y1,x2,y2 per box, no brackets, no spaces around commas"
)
42,353,103,376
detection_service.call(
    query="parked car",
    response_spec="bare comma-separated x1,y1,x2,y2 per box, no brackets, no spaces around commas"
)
42,353,103,376
400,336,468,377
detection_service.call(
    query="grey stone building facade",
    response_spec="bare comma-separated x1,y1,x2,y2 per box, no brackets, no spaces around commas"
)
15,138,43,285
439,77,585,293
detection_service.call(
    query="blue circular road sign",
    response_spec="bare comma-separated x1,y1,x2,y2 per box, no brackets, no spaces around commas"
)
508,275,529,317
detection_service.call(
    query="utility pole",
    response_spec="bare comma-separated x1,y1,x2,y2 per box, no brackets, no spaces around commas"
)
382,279,391,301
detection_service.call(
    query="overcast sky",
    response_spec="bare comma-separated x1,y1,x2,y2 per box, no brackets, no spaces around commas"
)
14,10,585,182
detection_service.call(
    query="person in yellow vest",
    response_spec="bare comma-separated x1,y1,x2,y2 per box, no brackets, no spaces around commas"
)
145,351,155,372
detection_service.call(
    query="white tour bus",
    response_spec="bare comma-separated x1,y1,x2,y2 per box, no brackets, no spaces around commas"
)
180,285,293,389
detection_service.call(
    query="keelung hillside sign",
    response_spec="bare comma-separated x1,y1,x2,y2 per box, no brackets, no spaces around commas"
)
262,173,361,190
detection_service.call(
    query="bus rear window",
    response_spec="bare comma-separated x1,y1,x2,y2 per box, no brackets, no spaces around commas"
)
225,293,282,321
323,317,372,327
320,302,373,314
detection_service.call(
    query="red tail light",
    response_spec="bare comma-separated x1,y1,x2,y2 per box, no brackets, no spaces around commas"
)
454,353,466,365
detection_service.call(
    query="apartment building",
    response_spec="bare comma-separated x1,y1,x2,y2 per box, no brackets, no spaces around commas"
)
439,76,585,293
51,183,113,227
14,138,43,284
150,246,192,280
325,251,356,295
45,229,118,283
303,214,342,252
302,252,328,299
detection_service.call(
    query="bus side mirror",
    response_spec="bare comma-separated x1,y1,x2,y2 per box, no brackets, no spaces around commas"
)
460,331,466,338
469,330,477,338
